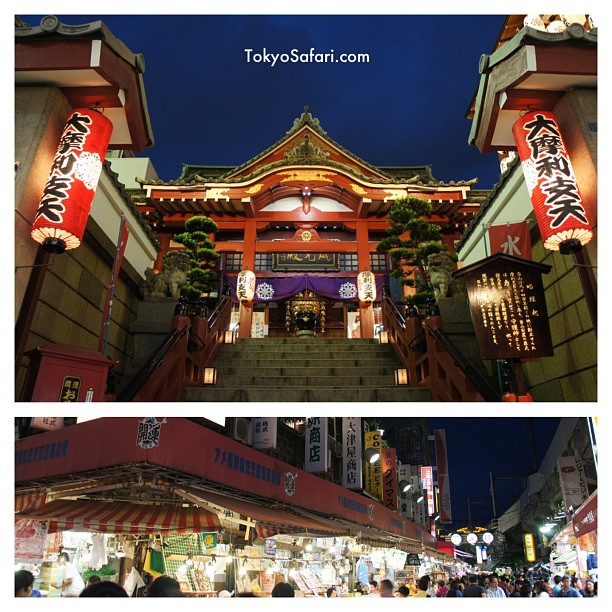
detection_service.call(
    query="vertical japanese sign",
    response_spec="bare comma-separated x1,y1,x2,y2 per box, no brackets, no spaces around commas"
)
381,448,398,511
305,417,329,473
434,429,453,524
512,110,593,252
365,431,383,501
252,418,277,450
397,465,412,518
523,532,537,563
421,466,435,516
342,417,362,490
558,456,589,515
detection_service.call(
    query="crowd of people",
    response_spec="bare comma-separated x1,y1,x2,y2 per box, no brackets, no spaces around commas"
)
355,572,598,598
15,564,597,598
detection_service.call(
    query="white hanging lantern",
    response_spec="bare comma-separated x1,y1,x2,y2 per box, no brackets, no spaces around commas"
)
236,269,256,302
357,270,376,302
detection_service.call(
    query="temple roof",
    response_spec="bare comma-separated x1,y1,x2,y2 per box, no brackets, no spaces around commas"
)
145,107,477,188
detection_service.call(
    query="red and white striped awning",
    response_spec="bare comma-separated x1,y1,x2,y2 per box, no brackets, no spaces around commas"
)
16,499,221,534
15,492,47,512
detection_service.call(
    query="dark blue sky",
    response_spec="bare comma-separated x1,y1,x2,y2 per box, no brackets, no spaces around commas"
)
22,13,506,187
428,417,561,529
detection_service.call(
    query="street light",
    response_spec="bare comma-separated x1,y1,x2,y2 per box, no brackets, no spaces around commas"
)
398,479,412,493
364,447,380,463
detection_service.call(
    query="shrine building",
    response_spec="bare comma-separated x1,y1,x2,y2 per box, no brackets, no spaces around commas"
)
137,107,488,340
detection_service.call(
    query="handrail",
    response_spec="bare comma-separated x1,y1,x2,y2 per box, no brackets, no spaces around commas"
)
428,326,501,402
116,326,187,401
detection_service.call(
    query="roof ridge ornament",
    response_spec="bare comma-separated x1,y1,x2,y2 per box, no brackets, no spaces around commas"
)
284,134,330,164
287,105,328,136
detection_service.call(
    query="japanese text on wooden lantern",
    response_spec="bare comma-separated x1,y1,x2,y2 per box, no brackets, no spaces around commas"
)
31,108,113,253
512,110,593,252
236,269,256,301
357,270,376,302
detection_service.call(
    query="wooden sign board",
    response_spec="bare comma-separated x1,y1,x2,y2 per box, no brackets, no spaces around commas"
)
453,253,553,360
273,253,339,271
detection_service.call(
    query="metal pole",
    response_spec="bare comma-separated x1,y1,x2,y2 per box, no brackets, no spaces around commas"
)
489,472,498,519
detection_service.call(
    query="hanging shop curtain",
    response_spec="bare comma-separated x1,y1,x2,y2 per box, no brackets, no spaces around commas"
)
15,499,221,534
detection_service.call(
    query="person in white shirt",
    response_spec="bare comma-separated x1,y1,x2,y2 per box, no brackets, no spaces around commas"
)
52,552,85,597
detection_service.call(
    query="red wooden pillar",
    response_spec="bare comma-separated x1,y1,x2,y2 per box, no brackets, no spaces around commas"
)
155,232,172,269
238,220,257,338
356,221,375,338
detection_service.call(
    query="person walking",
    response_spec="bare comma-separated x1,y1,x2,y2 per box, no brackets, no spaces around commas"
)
52,552,85,597
580,579,597,597
146,575,184,597
435,579,449,597
15,570,38,597
271,582,295,597
445,579,463,598
534,581,550,597
554,575,582,598
379,579,394,598
412,576,431,597
463,574,485,597
484,575,507,598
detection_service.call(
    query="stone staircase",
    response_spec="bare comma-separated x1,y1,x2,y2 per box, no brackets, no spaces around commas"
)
183,337,432,402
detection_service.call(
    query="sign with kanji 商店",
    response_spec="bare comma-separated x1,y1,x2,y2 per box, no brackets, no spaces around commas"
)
453,253,553,360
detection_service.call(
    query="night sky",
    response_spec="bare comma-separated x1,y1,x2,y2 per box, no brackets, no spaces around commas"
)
20,13,506,187
428,417,561,530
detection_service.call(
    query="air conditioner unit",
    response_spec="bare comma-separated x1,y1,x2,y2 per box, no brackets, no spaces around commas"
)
232,417,252,445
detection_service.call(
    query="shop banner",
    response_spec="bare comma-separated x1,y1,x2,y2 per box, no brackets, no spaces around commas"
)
381,448,398,511
15,418,436,546
252,418,277,450
15,519,48,564
558,455,589,516
421,466,435,516
434,429,453,524
523,532,537,563
341,417,362,490
397,465,411,518
364,431,383,501
573,492,597,537
304,417,328,473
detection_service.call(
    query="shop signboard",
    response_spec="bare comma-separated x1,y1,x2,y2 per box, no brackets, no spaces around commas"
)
381,447,398,511
434,429,452,524
364,430,383,501
397,465,411,518
406,553,421,566
421,466,435,516
558,455,589,515
31,417,65,431
264,538,278,556
453,253,553,359
304,417,328,473
523,532,537,563
341,417,362,490
251,418,277,450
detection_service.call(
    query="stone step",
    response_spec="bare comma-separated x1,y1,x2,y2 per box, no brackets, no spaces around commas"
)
213,365,400,378
213,374,398,387
184,386,432,403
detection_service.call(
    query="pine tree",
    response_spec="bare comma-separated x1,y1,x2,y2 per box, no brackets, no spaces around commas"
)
377,196,455,304
171,215,220,301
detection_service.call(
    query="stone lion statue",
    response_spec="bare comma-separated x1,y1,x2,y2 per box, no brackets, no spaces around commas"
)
428,251,460,300
141,251,191,298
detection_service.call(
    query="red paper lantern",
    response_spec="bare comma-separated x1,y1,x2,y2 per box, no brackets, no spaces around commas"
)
236,269,256,302
512,110,593,253
31,108,113,253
